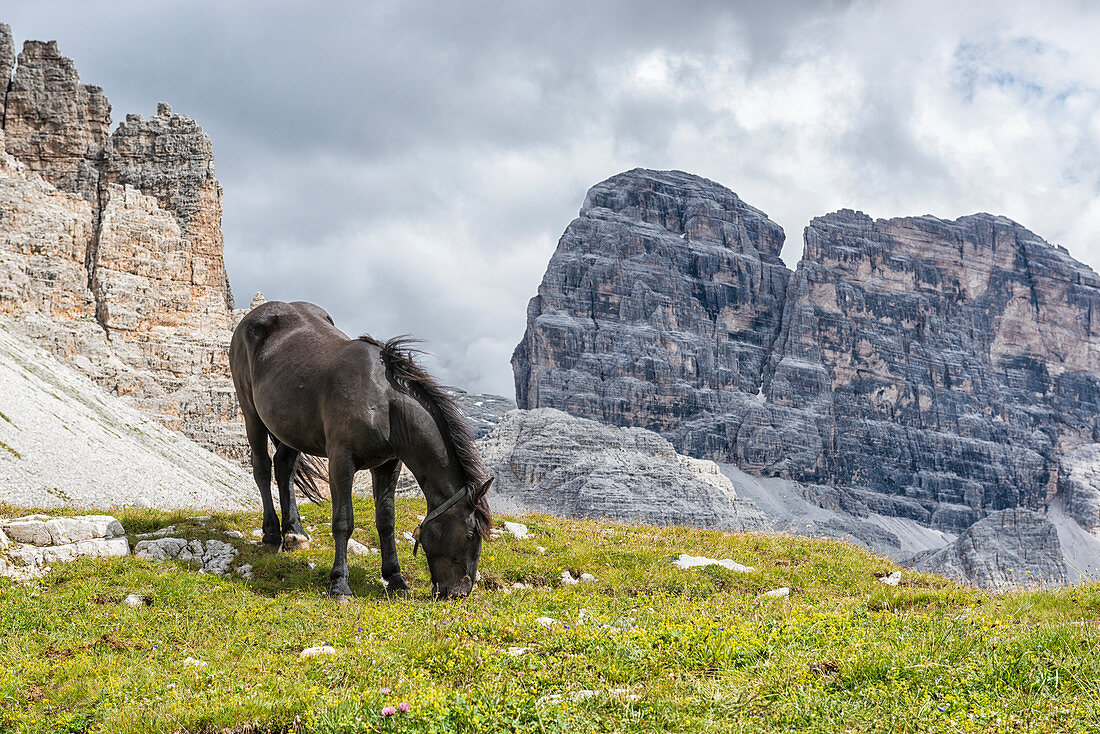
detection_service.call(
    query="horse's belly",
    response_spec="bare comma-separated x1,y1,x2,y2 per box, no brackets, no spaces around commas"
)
253,384,329,455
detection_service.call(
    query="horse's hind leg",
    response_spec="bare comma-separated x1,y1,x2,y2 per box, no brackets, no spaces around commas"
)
328,449,356,600
273,441,311,551
371,459,407,593
244,416,281,549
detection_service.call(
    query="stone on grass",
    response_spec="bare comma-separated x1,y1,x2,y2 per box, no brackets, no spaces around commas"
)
182,657,207,667
224,530,243,539
535,617,557,627
762,587,790,598
123,593,144,607
236,564,253,579
2,515,124,546
135,526,178,539
346,538,377,556
503,521,530,539
134,537,238,575
300,646,336,658
561,571,579,585
880,571,901,587
673,554,754,573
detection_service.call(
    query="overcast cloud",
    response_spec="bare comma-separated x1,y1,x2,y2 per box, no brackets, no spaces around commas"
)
6,1,1100,395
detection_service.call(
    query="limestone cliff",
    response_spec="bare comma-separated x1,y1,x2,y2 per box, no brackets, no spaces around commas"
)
0,22,242,460
516,169,1100,586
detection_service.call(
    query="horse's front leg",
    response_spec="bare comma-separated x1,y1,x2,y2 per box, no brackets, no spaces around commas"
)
371,459,407,593
273,442,310,551
327,450,356,601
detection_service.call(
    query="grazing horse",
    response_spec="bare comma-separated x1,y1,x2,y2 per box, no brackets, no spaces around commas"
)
229,300,492,600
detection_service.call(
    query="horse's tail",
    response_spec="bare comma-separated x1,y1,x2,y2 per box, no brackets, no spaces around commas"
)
294,454,329,504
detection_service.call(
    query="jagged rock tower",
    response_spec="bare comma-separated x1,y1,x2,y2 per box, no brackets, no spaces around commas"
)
0,23,244,460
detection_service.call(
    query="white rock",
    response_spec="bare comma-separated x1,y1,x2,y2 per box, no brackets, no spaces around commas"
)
535,616,557,627
560,571,579,585
236,564,253,579
224,530,243,539
300,646,336,658
135,526,178,539
511,582,531,589
506,646,529,657
0,527,7,549
123,593,144,607
673,554,754,573
134,537,189,561
346,538,376,556
503,521,530,539
182,657,207,667
880,571,901,586
134,537,237,575
402,531,415,543
762,587,790,598
537,546,547,554
580,573,596,582
2,519,52,545
42,537,129,564
251,529,263,538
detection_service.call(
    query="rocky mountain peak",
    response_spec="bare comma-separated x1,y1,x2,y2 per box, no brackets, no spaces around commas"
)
581,168,785,257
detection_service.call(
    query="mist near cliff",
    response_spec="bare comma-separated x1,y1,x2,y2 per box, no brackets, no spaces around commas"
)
6,0,1100,395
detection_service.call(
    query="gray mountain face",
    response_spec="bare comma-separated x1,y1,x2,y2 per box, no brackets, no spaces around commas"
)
515,168,1100,587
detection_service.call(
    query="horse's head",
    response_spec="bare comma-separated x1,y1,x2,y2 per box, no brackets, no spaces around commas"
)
417,478,493,600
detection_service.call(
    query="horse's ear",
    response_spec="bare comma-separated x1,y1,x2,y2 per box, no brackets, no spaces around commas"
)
473,477,494,502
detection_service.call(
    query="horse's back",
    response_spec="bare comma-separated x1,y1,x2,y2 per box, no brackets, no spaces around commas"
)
230,301,391,458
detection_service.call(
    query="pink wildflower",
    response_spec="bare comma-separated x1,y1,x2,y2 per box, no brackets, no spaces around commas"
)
398,702,411,713
382,705,397,717
380,687,392,694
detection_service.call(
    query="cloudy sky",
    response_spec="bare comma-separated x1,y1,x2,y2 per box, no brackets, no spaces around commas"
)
6,1,1100,396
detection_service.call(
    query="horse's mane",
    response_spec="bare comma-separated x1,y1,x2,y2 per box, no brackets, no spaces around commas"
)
360,335,492,538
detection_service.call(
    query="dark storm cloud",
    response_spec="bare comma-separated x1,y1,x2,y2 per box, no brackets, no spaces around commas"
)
5,1,1100,394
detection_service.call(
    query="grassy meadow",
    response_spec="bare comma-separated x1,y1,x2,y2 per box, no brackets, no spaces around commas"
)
1,497,1100,733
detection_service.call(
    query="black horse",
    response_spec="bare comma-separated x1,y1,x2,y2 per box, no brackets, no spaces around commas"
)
229,300,492,600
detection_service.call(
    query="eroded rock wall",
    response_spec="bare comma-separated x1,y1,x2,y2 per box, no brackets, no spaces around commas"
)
516,169,1100,545
513,168,790,440
0,23,243,461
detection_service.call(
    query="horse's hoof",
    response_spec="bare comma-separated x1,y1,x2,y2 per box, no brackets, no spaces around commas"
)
384,575,409,593
282,533,311,551
333,594,353,605
261,541,282,552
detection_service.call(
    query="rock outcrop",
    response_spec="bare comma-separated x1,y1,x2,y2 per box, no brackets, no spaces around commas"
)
516,168,1100,587
0,22,242,460
0,513,129,581
910,509,1067,589
479,408,769,531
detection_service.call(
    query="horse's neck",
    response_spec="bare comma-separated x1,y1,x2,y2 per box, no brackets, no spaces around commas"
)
391,397,467,509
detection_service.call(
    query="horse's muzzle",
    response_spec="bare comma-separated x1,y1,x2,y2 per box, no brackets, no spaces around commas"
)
433,575,473,600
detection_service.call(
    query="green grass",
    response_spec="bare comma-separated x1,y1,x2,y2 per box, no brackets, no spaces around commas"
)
2,498,1100,733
